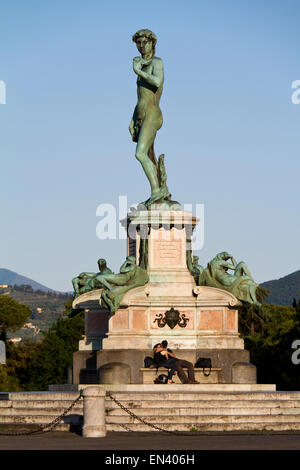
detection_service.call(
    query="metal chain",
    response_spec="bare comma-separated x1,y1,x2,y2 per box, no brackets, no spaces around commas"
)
0,392,83,437
117,421,134,432
107,391,184,434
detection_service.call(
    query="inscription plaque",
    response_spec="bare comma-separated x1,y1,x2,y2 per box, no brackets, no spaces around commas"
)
153,240,181,266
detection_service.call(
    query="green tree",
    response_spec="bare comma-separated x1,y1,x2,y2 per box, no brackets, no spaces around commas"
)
0,365,22,392
25,311,84,390
5,300,84,391
238,303,269,336
5,339,42,391
0,296,31,341
238,287,271,336
292,295,300,313
244,304,300,390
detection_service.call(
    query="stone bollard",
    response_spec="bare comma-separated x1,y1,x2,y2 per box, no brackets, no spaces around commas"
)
232,362,257,384
82,386,107,438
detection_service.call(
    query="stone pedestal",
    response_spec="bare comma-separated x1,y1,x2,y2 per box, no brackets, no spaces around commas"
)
73,208,254,385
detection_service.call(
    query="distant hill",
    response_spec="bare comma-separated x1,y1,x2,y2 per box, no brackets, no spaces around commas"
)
0,268,55,293
260,270,300,306
0,284,72,342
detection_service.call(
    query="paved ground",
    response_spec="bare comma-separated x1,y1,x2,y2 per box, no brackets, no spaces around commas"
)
0,432,300,450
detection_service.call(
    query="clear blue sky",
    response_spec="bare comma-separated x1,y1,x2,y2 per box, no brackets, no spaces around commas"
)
1,0,299,291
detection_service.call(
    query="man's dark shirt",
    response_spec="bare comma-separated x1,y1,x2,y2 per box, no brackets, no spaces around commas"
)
153,349,176,367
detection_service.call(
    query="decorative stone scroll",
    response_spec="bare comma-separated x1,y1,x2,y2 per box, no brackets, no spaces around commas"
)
154,307,190,329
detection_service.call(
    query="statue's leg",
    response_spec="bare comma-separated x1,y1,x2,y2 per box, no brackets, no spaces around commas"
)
101,290,115,313
235,262,253,279
135,117,161,198
72,278,79,296
249,283,260,306
101,272,131,287
92,274,112,290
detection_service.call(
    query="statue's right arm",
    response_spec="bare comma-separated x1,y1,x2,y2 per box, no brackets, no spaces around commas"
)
133,57,164,88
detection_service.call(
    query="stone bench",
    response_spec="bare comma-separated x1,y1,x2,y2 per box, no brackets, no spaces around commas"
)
140,367,222,384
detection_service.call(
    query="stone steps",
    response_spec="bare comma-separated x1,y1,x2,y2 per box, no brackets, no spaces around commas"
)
0,400,84,409
0,423,75,433
107,406,300,416
0,392,81,401
106,422,300,432
106,413,300,424
1,389,300,433
0,392,83,432
105,390,300,432
105,391,300,400
0,414,82,424
0,406,83,416
105,399,300,409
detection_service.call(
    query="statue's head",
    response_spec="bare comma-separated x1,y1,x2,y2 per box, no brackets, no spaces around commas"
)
97,258,107,270
216,252,230,261
132,29,157,57
193,256,199,265
126,256,136,265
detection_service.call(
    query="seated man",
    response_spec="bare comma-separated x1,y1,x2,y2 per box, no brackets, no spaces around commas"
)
156,340,199,384
153,343,177,384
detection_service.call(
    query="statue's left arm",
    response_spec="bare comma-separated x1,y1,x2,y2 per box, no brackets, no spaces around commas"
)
220,261,235,271
133,57,164,88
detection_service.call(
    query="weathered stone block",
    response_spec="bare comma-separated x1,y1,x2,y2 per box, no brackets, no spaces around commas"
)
232,362,257,384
